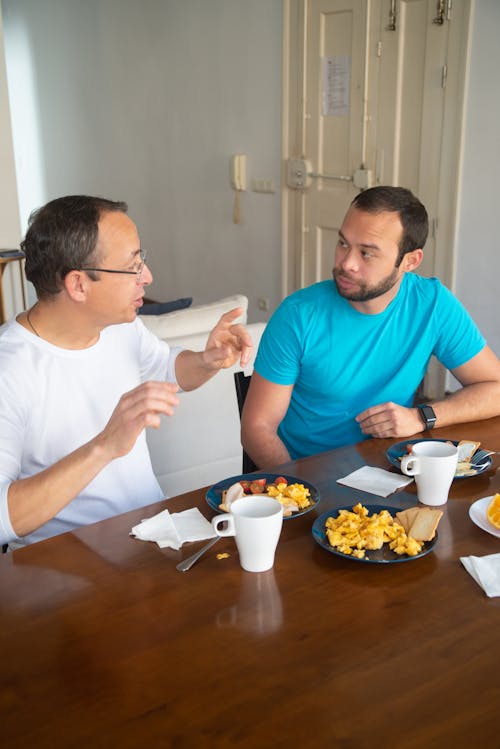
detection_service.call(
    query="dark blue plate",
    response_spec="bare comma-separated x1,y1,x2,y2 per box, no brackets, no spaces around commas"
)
206,472,320,519
386,439,492,479
312,504,438,564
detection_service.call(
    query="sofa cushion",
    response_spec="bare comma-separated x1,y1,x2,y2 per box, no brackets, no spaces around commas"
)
140,294,248,339
139,297,192,315
146,321,266,497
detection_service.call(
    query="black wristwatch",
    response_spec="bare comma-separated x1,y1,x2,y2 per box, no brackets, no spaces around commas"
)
417,403,436,430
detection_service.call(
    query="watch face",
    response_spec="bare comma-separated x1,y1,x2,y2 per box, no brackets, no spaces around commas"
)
419,405,436,427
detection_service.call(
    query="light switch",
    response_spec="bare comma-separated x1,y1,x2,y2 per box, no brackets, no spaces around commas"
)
251,178,275,194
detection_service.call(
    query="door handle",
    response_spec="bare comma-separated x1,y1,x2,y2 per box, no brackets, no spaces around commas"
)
308,171,353,182
286,159,372,190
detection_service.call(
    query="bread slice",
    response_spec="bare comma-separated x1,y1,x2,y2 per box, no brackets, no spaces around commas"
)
455,463,478,477
395,507,420,534
456,440,480,463
407,508,443,541
220,481,245,511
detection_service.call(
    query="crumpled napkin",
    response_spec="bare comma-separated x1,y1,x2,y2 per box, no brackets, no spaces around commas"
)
460,554,500,597
337,465,413,498
131,507,216,550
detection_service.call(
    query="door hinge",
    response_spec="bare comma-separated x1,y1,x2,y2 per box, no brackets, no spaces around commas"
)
376,41,383,58
386,0,397,31
433,0,452,25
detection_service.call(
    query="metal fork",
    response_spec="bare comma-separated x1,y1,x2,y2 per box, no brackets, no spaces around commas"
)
473,450,500,468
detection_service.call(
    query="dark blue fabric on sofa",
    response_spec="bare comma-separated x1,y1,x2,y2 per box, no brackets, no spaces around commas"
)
139,297,193,315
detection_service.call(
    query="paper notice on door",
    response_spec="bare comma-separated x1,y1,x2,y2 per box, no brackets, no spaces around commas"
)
322,56,350,116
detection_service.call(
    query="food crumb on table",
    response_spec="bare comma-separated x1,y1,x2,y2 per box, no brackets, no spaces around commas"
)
216,553,230,560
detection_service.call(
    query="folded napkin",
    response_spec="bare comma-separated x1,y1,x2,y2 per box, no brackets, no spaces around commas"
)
337,465,413,498
460,554,500,597
131,507,216,550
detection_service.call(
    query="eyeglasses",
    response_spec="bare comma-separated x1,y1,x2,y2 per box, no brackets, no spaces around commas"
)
81,249,147,281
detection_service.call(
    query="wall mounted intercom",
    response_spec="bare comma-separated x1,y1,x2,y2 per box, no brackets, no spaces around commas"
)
230,154,246,191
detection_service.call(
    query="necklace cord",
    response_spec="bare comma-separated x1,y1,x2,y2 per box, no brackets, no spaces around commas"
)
26,305,40,337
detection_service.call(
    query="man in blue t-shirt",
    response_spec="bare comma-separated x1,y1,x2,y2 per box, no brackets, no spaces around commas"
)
241,186,500,467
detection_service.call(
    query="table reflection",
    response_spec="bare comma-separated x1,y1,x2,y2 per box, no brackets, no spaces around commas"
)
215,569,283,636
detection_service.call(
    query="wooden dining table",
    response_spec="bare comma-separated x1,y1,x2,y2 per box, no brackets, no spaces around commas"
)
1,417,499,748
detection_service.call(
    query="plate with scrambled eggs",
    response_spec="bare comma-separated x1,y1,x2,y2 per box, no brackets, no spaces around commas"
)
312,503,438,563
206,472,320,519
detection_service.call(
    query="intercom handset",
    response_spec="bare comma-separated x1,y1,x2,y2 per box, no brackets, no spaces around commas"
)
230,154,246,191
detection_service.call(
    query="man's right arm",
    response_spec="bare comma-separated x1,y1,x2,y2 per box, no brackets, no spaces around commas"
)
241,372,294,469
3,381,180,541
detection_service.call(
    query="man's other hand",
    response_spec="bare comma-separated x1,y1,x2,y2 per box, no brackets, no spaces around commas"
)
356,402,423,439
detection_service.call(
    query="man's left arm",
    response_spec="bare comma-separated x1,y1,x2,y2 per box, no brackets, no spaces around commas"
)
174,307,253,391
431,345,500,424
356,345,500,439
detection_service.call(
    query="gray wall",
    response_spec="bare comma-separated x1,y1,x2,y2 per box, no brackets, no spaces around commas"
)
2,0,282,322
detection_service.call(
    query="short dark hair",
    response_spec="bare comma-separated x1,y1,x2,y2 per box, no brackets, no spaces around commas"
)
21,195,128,298
351,186,428,265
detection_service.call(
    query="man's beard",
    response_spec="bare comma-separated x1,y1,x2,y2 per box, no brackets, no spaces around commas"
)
333,266,401,302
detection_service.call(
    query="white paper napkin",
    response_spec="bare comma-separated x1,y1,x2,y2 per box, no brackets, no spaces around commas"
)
460,553,500,597
337,465,413,498
131,507,216,550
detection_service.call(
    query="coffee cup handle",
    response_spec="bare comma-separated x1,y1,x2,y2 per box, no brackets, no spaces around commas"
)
400,455,419,476
212,514,235,537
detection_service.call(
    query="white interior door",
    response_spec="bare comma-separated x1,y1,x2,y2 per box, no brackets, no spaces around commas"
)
304,0,367,286
283,0,470,396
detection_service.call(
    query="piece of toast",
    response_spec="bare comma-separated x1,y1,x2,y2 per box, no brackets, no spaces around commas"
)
406,507,443,541
395,507,420,534
456,440,480,463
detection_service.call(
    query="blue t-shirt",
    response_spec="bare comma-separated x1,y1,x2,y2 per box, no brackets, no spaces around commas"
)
255,276,485,459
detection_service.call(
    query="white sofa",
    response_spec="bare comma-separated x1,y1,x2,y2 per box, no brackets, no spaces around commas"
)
140,294,265,497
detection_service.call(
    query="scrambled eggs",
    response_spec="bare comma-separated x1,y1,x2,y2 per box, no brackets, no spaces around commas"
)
266,481,311,515
325,502,423,559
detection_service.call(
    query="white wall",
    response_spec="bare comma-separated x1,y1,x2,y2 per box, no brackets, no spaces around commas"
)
2,0,282,322
454,0,500,357
0,11,19,244
0,9,23,318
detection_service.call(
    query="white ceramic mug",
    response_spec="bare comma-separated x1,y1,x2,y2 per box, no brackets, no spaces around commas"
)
400,440,458,506
212,495,283,572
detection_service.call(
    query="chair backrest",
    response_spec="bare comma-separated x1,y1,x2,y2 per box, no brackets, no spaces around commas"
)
234,370,251,416
233,371,258,474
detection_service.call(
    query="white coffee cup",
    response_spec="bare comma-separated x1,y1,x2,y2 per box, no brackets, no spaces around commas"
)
400,440,458,506
212,495,283,572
